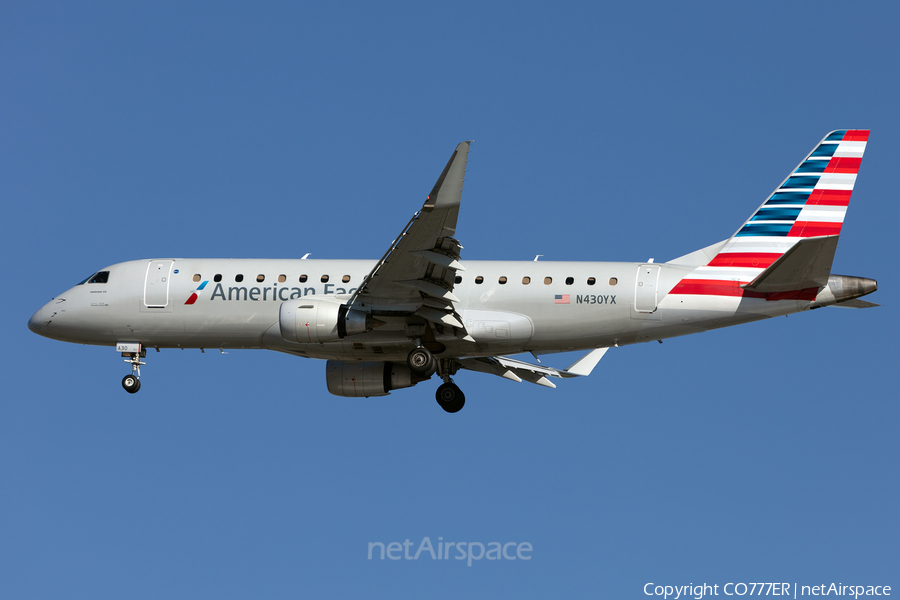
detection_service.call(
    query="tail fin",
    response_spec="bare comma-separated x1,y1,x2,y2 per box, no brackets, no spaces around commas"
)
670,130,869,298
729,129,868,243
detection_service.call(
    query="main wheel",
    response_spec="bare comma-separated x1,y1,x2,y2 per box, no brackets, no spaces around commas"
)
436,382,466,413
407,347,436,376
122,374,141,394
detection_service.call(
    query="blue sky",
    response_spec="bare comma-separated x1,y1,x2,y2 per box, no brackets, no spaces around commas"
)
2,2,897,598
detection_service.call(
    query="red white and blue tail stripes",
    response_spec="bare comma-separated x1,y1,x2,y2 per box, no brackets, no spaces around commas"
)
670,130,868,299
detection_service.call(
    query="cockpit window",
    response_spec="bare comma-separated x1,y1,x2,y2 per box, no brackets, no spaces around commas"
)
79,271,109,285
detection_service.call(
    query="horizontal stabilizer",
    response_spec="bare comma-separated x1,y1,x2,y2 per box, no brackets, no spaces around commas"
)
742,235,838,293
832,298,880,309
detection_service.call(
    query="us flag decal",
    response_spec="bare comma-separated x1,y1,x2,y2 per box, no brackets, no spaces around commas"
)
554,294,570,304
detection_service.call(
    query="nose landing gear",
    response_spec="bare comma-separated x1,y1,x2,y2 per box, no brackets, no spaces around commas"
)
121,347,146,394
122,374,141,393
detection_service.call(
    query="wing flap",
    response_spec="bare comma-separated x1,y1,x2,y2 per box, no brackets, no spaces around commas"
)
415,306,463,329
395,279,460,303
456,348,609,388
410,250,466,271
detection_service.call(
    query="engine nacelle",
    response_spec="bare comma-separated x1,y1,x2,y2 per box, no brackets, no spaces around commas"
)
326,361,422,397
279,298,376,344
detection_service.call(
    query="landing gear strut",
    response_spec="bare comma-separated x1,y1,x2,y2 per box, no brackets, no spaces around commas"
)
121,349,146,394
435,381,465,413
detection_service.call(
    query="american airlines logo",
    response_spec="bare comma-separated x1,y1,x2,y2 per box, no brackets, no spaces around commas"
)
185,282,359,303
184,281,208,305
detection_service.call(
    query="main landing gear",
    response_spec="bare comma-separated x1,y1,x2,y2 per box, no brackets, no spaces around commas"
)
407,346,466,413
407,346,437,377
435,381,465,413
121,349,146,394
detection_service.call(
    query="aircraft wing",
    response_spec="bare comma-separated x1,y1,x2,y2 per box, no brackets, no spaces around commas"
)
348,142,471,331
456,348,609,388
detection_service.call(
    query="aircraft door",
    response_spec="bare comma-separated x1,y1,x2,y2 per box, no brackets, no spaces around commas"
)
144,260,174,308
634,265,660,313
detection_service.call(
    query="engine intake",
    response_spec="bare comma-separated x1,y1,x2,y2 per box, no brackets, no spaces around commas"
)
279,298,380,344
326,361,422,397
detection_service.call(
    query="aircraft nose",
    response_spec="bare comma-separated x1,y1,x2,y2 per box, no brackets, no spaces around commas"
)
28,303,55,335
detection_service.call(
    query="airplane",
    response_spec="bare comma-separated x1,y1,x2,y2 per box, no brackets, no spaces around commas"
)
28,131,878,413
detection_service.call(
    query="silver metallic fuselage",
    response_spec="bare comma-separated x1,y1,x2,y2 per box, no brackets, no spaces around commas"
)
28,257,832,362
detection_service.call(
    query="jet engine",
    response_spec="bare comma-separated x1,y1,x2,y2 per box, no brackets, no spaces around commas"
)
325,361,423,397
279,298,380,344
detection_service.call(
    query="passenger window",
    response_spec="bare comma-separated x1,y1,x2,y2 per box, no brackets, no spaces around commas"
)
587,277,596,286
257,274,265,282
499,276,507,285
455,276,462,284
214,274,222,282
565,277,574,285
475,276,484,284
522,276,531,285
88,271,109,284
544,277,552,285
193,274,201,282
299,274,308,283
321,275,329,283
609,277,618,286
342,275,351,283
235,274,244,282
278,274,286,283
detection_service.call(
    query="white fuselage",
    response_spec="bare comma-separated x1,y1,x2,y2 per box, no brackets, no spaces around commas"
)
29,257,813,362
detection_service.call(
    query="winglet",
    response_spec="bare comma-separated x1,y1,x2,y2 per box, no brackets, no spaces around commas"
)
564,348,609,376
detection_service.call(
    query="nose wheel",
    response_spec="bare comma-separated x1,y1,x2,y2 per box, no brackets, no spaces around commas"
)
122,374,141,393
121,348,146,394
436,381,465,413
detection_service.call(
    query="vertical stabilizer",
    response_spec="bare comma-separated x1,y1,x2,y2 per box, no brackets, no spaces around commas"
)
669,130,869,299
